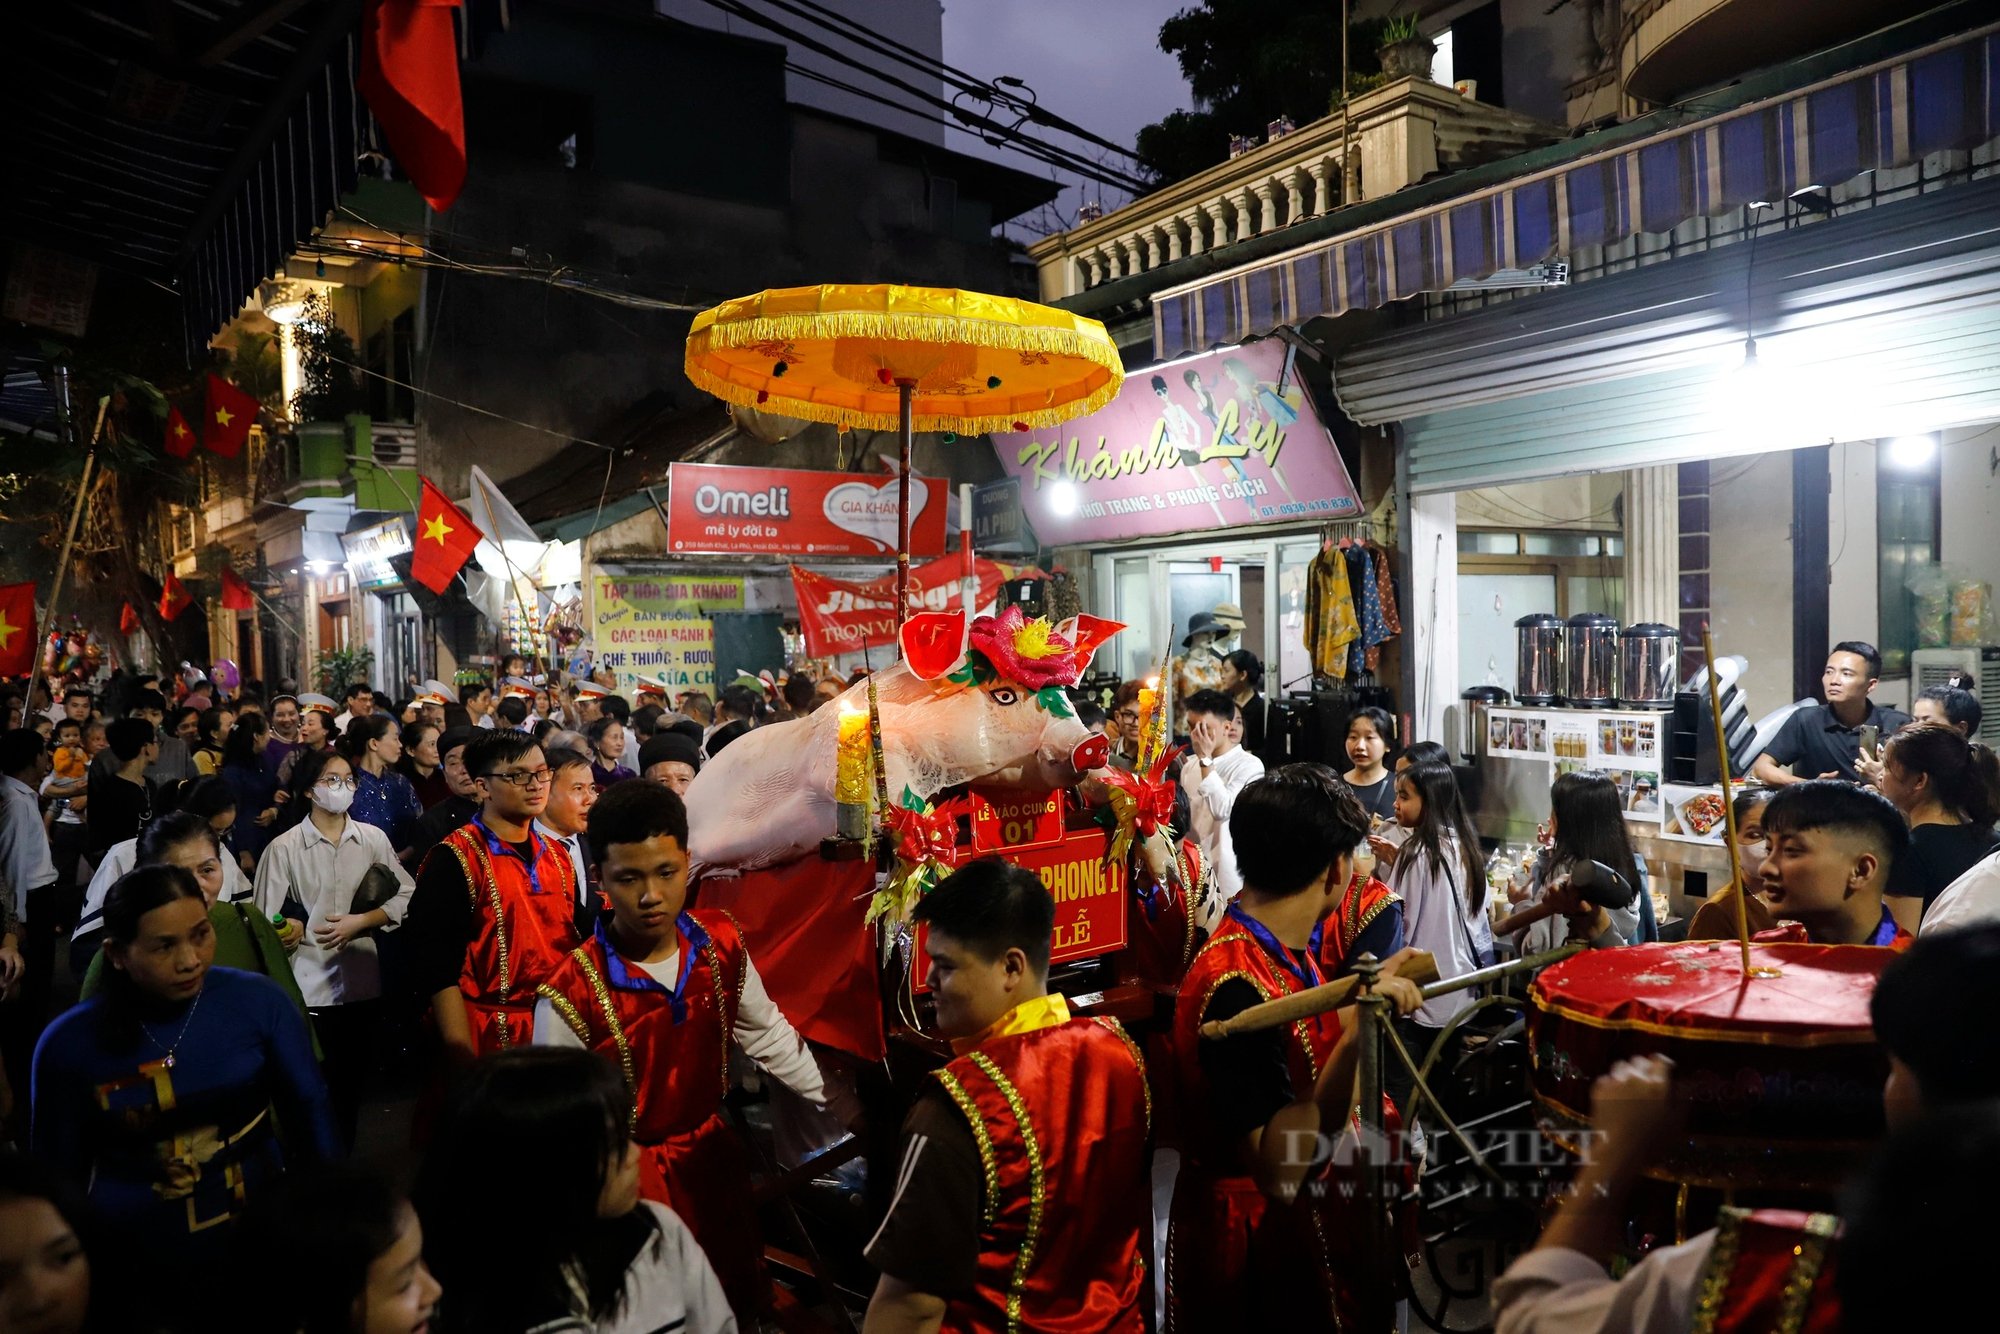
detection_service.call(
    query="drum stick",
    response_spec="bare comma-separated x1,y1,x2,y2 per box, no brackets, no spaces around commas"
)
1700,626,1755,976
1199,951,1440,1038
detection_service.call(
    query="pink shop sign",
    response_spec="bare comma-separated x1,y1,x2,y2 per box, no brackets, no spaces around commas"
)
995,340,1360,546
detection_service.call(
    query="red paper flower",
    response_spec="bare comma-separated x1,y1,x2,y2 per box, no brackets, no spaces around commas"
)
968,607,1083,690
885,796,963,870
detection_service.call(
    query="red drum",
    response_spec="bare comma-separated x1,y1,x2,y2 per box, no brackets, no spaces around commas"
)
1528,940,1891,1190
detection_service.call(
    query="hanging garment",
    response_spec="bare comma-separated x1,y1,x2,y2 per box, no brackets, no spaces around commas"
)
1346,545,1376,679
1305,547,1359,679
1364,546,1398,673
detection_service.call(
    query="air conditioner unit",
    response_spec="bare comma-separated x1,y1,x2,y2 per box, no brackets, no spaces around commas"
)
1911,646,2000,747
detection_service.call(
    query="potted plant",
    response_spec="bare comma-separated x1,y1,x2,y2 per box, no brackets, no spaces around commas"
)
1377,13,1435,80
316,645,375,696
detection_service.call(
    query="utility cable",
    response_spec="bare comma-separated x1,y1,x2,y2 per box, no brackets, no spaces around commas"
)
321,353,624,454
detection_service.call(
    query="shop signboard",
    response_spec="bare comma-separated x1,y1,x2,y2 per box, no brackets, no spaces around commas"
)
665,462,948,557
912,825,1128,989
789,553,1017,658
971,477,1031,553
592,572,746,694
341,517,412,590
996,340,1360,546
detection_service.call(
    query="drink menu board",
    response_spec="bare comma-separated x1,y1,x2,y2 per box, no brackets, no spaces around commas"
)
1485,706,1663,826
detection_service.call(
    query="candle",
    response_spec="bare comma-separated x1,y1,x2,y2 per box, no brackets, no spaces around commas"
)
835,706,870,807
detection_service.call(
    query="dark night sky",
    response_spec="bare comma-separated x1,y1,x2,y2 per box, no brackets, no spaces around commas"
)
941,0,1194,236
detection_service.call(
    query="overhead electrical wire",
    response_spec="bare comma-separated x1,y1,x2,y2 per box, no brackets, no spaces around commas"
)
739,0,1151,167
687,0,1153,194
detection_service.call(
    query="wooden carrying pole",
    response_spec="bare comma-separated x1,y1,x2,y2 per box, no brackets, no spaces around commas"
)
27,371,106,711
1700,625,1765,977
1200,951,1440,1039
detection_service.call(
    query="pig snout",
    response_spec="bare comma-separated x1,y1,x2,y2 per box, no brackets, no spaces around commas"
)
1027,715,1104,787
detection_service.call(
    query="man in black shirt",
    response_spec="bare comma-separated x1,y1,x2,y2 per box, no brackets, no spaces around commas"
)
1753,640,1911,786
85,717,158,858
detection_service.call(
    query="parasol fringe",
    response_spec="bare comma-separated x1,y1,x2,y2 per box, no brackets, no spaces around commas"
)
683,353,1123,435
691,306,1116,364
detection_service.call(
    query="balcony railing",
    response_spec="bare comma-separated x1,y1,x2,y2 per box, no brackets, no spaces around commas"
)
1028,76,1564,307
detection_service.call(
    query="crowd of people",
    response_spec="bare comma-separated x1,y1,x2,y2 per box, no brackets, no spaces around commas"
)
2,635,1998,1333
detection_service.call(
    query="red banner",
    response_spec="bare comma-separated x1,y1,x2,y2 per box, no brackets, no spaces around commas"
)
791,553,1014,658
667,462,948,557
914,824,1129,990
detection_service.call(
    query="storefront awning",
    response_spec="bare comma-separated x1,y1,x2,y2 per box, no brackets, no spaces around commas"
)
1150,20,2000,360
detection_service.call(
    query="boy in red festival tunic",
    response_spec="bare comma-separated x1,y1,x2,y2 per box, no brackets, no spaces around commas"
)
864,857,1153,1334
1491,922,2000,1332
406,731,589,1059
532,780,853,1322
1168,762,1426,1331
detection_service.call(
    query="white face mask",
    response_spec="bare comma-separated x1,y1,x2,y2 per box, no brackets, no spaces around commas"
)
311,782,355,815
1738,838,1769,879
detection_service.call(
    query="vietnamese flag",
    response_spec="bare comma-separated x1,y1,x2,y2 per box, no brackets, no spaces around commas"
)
120,601,141,635
0,582,36,676
220,567,254,612
159,572,192,622
358,0,467,211
163,405,196,459
203,374,259,458
409,476,482,594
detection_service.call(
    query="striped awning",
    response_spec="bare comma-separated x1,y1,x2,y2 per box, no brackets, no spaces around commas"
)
1151,21,2000,360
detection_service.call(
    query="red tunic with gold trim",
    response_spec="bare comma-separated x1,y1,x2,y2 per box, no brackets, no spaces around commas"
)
439,817,581,1054
1167,909,1399,1332
931,997,1151,1334
534,910,765,1319
1313,873,1405,977
1691,1207,1841,1333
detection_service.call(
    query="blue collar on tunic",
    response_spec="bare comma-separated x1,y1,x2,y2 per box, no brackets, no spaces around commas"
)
471,813,548,895
1867,905,1902,948
1226,902,1324,991
596,912,708,1025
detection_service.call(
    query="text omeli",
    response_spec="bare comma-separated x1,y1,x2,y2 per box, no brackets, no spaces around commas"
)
693,483,792,517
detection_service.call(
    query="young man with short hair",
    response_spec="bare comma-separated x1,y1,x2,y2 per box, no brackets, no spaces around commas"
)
534,746,599,902
1753,641,1910,786
86,717,158,858
495,696,529,729
639,732,700,796
534,781,845,1320
1178,687,1264,914
333,680,375,732
405,730,587,1057
1170,762,1424,1329
864,858,1153,1334
1492,923,2000,1331
461,678,495,730
1757,779,1912,948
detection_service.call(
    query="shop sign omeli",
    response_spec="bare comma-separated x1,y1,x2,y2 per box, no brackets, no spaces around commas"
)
997,339,1361,545
665,462,948,557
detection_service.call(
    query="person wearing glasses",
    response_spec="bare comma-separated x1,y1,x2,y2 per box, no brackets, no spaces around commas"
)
256,747,414,1144
1107,680,1146,772
404,730,587,1061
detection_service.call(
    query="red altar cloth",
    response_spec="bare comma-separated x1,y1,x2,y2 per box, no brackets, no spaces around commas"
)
1529,941,1892,1188
694,860,887,1062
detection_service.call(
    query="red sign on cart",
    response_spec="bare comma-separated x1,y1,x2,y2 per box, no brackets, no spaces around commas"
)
913,826,1128,990
968,786,1065,852
666,462,948,557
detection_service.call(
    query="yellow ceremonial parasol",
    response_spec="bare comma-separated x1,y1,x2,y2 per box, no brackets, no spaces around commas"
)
684,283,1122,629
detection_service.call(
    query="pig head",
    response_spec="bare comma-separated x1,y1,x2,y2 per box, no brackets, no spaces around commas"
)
686,610,1121,874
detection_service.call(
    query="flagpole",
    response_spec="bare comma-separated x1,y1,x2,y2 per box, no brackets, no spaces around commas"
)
27,370,106,710
472,483,540,684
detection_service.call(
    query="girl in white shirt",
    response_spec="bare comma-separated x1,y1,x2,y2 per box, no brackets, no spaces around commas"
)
255,748,414,1146
1387,761,1496,1032
415,1047,734,1334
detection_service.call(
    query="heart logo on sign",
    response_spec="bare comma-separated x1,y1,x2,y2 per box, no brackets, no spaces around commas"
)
824,479,926,551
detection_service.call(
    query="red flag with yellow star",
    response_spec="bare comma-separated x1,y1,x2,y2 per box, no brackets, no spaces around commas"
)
163,405,196,459
120,602,141,635
409,476,482,594
203,374,259,458
159,572,193,622
0,582,35,675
